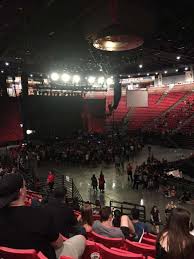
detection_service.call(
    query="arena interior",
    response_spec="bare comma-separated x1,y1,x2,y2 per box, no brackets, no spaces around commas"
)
1,1,194,259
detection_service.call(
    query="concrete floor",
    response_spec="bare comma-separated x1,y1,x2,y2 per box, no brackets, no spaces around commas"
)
37,145,194,221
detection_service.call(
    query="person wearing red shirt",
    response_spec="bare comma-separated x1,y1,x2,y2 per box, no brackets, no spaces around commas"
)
47,171,55,191
98,171,105,192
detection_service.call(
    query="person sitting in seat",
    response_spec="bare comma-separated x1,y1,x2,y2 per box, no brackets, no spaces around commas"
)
43,188,86,238
92,206,135,239
78,203,93,233
156,208,194,259
131,208,149,241
0,173,86,259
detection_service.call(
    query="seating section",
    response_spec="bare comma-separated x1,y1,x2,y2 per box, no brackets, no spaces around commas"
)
104,84,194,134
0,230,157,258
0,97,23,144
129,90,185,131
145,91,194,133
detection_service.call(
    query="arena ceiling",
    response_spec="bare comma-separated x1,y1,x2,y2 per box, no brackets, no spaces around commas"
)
1,0,194,76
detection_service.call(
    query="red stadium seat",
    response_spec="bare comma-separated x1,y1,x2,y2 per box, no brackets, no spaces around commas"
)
143,233,157,240
97,243,144,259
0,247,47,259
82,240,100,259
141,237,156,246
90,231,124,248
125,240,156,258
147,257,155,259
111,248,143,259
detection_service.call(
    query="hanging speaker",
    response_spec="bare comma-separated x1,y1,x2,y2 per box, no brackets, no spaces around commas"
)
112,76,121,109
21,72,28,96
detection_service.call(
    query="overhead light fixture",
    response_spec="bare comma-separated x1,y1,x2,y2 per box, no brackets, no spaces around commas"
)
106,77,114,85
164,70,168,74
5,62,9,66
185,67,189,71
147,73,150,76
1,70,4,73
61,73,70,83
72,75,80,84
98,77,105,84
26,129,33,135
50,72,59,81
155,72,158,75
88,76,96,84
139,64,143,69
175,69,178,72
30,74,33,77
93,24,144,51
138,73,140,76
176,56,181,60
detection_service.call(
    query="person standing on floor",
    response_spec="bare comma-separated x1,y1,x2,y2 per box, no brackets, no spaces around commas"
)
47,170,55,192
127,162,133,183
99,171,105,193
133,170,140,190
91,174,98,191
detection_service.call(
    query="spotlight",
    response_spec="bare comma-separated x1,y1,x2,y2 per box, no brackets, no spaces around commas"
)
106,77,114,85
88,76,96,84
138,73,140,76
139,64,143,69
164,70,168,74
98,77,105,84
20,123,23,128
5,62,9,66
176,56,181,60
104,41,115,51
185,67,189,71
26,129,33,135
1,70,4,73
30,74,33,77
51,72,59,81
72,75,80,84
175,69,178,72
155,72,158,75
147,73,150,76
61,73,70,83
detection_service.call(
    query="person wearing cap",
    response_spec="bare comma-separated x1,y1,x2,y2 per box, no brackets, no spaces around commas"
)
0,173,85,259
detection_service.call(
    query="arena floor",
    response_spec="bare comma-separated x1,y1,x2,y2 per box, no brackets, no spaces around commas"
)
38,145,194,221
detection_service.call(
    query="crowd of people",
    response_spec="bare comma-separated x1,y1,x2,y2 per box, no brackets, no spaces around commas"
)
0,172,194,259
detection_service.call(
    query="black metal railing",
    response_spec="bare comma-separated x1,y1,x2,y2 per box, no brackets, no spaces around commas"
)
34,169,83,203
110,200,146,222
